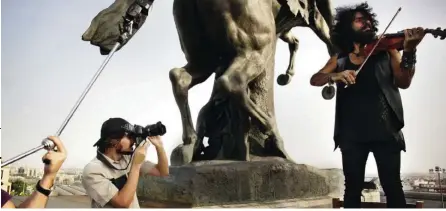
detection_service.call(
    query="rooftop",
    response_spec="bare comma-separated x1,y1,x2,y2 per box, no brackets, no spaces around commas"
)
11,195,90,208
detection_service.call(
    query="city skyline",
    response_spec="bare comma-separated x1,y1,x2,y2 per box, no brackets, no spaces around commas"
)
1,0,446,174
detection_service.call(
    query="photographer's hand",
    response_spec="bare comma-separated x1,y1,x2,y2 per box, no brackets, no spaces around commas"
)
132,141,149,167
146,136,169,176
147,136,163,148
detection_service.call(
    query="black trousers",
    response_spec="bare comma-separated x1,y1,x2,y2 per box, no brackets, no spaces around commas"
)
340,141,406,208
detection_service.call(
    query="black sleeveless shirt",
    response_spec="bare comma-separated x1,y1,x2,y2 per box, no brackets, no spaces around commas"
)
334,53,405,150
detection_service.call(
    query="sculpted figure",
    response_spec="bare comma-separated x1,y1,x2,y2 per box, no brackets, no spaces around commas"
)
277,0,336,85
82,0,336,165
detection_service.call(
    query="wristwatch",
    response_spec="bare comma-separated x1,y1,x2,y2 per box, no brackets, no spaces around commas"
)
36,180,53,196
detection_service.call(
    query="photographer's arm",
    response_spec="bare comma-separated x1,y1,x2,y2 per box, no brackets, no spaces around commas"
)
108,141,153,208
109,165,141,208
83,142,151,208
142,146,169,177
141,137,169,177
154,145,169,176
82,165,141,208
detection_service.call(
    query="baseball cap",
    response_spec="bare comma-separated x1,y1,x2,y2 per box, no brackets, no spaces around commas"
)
93,117,130,147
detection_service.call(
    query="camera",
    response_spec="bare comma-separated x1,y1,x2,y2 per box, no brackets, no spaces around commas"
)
122,121,166,146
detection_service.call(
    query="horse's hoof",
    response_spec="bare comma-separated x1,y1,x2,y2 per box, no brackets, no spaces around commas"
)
170,143,195,166
322,85,336,100
277,74,292,86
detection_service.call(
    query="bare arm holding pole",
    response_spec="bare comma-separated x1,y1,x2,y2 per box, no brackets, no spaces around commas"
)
1,136,67,209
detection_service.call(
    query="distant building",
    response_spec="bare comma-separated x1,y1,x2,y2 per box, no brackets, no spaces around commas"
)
412,178,444,193
14,167,41,179
8,166,18,175
413,179,429,186
362,177,381,202
1,161,12,193
55,174,76,185
18,167,25,175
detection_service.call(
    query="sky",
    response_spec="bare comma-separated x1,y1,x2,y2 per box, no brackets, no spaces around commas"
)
1,0,445,175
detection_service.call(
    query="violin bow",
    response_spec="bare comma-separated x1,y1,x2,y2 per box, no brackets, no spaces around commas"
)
345,7,402,88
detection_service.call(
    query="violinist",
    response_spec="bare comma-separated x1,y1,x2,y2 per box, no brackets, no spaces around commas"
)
309,2,425,208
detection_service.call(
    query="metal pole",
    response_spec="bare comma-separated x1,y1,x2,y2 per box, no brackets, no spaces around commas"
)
1,145,45,167
1,139,54,167
1,35,126,168
55,42,121,136
439,171,444,208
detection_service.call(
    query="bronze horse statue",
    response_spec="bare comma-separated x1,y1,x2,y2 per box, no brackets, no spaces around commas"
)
82,0,336,165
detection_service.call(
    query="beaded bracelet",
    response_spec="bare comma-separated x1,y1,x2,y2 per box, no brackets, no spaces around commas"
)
400,50,417,69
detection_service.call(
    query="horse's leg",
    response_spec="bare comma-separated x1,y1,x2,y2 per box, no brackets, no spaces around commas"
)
309,7,337,56
215,53,262,161
170,0,219,164
169,63,214,146
277,30,300,86
215,48,290,159
169,63,214,164
315,0,334,29
216,53,271,129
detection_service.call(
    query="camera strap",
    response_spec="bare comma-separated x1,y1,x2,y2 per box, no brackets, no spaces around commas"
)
110,174,128,191
96,151,132,171
95,152,132,191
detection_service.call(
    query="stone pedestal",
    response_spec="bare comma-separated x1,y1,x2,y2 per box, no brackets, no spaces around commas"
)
137,157,344,208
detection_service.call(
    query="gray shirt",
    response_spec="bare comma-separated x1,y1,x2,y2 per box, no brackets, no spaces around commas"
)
82,152,154,208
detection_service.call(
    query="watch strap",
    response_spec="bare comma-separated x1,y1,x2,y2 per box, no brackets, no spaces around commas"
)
36,180,52,196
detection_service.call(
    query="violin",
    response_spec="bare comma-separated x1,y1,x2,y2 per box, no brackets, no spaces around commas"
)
321,7,446,100
363,27,446,56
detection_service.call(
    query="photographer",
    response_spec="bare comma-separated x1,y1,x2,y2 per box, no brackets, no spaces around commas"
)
1,136,67,208
82,118,169,208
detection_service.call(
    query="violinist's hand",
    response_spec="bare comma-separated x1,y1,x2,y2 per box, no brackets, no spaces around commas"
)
403,27,425,51
332,70,356,85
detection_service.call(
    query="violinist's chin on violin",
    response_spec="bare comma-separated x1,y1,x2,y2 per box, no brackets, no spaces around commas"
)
309,2,445,208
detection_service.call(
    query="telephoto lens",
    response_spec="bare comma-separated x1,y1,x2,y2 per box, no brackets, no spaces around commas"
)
145,121,166,136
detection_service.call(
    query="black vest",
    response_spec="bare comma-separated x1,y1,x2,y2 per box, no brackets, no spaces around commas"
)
333,52,405,149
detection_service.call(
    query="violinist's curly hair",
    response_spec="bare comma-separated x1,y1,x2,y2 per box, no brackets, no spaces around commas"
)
331,2,379,53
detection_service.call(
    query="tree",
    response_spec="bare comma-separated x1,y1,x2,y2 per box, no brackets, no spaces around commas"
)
11,180,28,196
